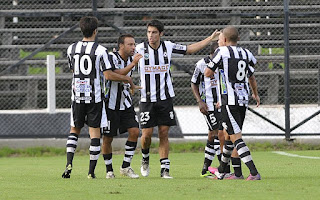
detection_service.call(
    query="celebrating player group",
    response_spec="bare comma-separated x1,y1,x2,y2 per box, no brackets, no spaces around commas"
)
61,16,261,181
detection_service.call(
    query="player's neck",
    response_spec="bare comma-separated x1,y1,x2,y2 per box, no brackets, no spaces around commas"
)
148,41,161,50
226,42,237,46
82,36,96,42
118,50,129,61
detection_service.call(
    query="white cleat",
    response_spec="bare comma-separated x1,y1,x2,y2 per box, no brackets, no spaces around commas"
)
106,171,115,179
161,171,173,179
120,166,139,179
141,160,150,177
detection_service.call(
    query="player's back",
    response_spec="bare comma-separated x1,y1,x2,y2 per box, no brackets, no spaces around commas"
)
67,41,109,104
215,46,256,106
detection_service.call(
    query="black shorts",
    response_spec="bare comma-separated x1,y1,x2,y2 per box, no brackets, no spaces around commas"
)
203,110,221,131
221,105,247,135
139,98,176,128
70,101,104,128
102,106,139,137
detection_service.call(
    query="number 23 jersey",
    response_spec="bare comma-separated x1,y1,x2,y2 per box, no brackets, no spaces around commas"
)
67,41,111,104
207,46,257,107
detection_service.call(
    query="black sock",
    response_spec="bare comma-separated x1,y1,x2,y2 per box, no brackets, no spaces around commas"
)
103,153,113,172
218,140,234,173
160,158,170,175
202,140,215,174
122,141,137,168
234,138,258,176
88,138,100,175
66,133,78,166
142,148,150,162
231,157,242,177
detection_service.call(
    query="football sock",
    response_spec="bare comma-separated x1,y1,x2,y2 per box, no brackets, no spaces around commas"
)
218,140,234,173
103,153,113,172
202,140,215,174
142,148,150,162
122,141,137,168
160,158,170,174
231,157,242,177
88,138,100,175
234,138,258,176
213,136,221,158
66,133,78,166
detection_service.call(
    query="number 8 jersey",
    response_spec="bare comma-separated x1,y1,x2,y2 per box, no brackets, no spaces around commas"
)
207,46,257,107
67,41,111,104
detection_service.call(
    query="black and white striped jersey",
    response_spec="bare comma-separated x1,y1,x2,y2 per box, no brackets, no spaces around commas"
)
67,41,111,104
136,41,187,102
104,51,134,110
191,56,220,111
207,46,256,107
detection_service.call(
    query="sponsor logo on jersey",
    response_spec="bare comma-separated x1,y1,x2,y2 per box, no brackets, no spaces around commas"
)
74,96,92,101
219,69,227,94
144,65,169,72
173,44,185,50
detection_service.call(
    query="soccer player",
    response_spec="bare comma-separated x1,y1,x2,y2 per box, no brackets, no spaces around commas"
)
101,34,143,179
191,42,223,178
62,16,136,179
136,19,220,178
204,26,261,180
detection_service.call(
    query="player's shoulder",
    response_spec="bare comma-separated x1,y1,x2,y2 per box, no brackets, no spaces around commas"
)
136,42,144,50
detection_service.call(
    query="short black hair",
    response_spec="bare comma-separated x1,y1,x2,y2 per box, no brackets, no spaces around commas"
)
147,19,164,33
210,41,219,54
117,34,135,48
79,16,98,38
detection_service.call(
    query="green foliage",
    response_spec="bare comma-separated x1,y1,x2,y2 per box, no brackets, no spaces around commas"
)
20,49,61,59
260,47,284,55
28,66,61,74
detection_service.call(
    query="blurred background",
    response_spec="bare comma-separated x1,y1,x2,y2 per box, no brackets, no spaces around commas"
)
0,0,319,139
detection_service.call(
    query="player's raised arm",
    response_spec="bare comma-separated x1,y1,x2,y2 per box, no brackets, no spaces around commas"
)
186,30,220,54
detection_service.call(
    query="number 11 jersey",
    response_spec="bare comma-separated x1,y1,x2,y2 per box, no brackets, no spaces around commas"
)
207,46,257,107
67,41,111,104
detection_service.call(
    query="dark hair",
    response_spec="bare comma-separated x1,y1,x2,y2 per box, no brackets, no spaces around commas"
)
210,41,219,54
79,16,98,38
147,19,164,33
117,34,135,47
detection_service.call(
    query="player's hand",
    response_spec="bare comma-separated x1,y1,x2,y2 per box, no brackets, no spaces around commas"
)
252,94,260,107
210,30,221,41
215,101,221,109
132,53,143,65
130,85,142,95
198,101,209,115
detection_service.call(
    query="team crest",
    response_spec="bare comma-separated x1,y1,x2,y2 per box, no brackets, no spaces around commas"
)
144,53,149,60
163,52,168,57
207,61,214,68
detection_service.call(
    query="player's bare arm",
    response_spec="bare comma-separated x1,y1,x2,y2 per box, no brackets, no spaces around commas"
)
186,30,220,54
114,53,143,75
191,82,209,115
248,75,260,107
204,67,215,78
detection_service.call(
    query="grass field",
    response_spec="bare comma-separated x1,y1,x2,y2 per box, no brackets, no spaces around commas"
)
1,150,320,200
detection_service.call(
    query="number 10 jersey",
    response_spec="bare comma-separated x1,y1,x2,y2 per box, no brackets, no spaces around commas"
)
207,46,257,107
67,41,111,104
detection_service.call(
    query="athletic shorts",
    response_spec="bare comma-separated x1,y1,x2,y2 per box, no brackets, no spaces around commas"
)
70,101,105,128
203,110,221,131
221,105,247,135
102,106,139,137
139,98,176,128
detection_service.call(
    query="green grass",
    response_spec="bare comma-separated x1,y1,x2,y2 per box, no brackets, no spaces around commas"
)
0,150,320,199
19,49,62,74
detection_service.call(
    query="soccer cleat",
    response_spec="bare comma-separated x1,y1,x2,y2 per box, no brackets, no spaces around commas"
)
106,171,115,179
223,173,233,179
208,166,225,180
87,173,96,179
161,171,173,179
120,167,139,179
141,160,150,177
62,164,72,178
200,171,216,179
225,173,244,180
246,173,261,181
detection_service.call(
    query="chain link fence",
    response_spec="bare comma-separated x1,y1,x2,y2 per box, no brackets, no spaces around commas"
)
0,0,319,137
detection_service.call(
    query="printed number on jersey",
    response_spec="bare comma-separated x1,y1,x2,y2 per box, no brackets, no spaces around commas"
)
73,54,94,76
236,60,246,81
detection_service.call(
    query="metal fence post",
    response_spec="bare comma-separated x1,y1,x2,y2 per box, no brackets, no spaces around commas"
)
283,0,291,141
47,55,56,114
